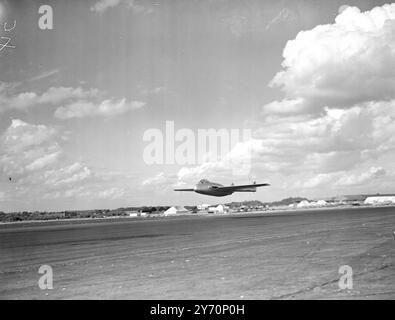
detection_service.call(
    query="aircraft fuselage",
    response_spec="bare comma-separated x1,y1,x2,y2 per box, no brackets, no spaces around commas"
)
194,181,233,197
193,180,258,197
174,179,269,197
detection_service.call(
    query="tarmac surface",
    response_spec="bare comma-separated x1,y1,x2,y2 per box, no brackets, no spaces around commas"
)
0,206,394,299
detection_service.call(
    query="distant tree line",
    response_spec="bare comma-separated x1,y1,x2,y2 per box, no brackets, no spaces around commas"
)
0,206,172,222
0,198,309,223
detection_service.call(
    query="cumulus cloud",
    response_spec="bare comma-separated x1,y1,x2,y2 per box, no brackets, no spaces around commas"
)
219,5,298,38
91,0,153,14
336,166,386,186
302,172,336,189
177,162,228,182
0,84,99,112
302,166,387,189
91,0,121,13
0,120,93,190
43,163,93,187
0,82,146,119
262,98,307,116
54,99,145,119
42,185,129,202
97,187,126,200
0,120,134,207
142,172,168,186
254,3,395,197
266,3,395,113
141,86,168,95
176,139,263,183
265,7,298,30
0,119,60,176
181,96,395,193
259,100,395,174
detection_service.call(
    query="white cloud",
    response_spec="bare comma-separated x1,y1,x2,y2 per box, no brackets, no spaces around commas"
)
0,120,136,207
0,83,145,119
336,166,386,186
259,100,395,173
141,86,168,95
304,151,363,173
219,5,298,38
255,8,395,188
25,152,62,171
27,69,59,82
91,0,153,14
262,98,306,116
0,119,60,176
267,3,395,113
183,96,395,194
0,84,99,112
176,139,263,183
302,166,387,189
43,163,93,187
302,172,336,189
41,185,129,202
91,0,121,13
97,187,126,200
126,0,154,14
265,7,297,30
142,172,167,186
54,99,145,119
177,162,228,182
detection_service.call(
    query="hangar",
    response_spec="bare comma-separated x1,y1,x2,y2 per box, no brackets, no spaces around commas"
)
163,206,190,216
364,196,395,205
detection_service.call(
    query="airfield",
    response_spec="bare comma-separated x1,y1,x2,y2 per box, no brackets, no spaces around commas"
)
0,206,394,299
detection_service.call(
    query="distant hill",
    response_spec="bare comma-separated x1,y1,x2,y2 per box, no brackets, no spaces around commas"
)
226,197,309,208
225,200,265,208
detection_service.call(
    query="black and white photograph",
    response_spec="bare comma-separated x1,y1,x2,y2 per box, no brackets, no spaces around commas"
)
0,0,395,304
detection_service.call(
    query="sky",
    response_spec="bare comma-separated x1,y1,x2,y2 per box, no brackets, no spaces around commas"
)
1,0,395,212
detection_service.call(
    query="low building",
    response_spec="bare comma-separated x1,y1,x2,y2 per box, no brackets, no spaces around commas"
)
208,204,229,214
316,200,328,206
126,210,139,217
197,204,211,210
364,196,395,205
163,206,190,216
296,200,311,208
296,200,328,208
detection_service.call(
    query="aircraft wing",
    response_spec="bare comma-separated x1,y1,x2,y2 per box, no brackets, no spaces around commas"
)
174,188,195,191
214,183,270,192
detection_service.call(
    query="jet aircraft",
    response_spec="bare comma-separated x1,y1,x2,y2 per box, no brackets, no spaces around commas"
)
174,179,270,197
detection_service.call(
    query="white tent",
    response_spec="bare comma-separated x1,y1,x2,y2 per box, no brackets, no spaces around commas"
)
297,200,328,208
208,204,229,213
197,204,210,210
316,200,328,206
216,204,229,213
163,206,190,216
296,200,312,208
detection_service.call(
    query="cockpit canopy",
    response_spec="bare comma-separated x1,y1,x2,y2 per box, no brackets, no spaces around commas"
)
199,179,210,184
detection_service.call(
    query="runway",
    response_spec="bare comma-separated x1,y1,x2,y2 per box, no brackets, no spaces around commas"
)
1,206,394,299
